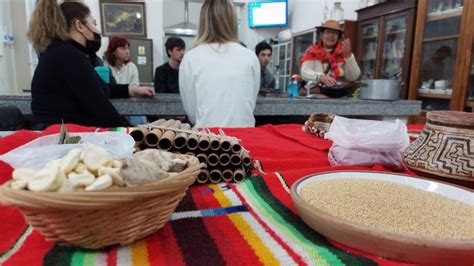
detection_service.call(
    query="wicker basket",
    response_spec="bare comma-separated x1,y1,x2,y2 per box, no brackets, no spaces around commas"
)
0,156,203,249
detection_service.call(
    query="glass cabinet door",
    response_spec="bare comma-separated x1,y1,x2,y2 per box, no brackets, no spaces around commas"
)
360,21,379,79
381,16,407,80
467,40,474,111
291,31,315,78
416,0,463,111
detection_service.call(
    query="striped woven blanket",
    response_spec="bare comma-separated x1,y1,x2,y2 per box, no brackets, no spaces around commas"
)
0,124,420,266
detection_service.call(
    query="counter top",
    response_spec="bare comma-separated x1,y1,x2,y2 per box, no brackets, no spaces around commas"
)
0,94,421,116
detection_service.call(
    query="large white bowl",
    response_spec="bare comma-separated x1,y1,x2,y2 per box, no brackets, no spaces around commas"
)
290,171,474,265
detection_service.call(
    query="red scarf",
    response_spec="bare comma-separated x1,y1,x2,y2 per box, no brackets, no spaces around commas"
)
300,41,346,78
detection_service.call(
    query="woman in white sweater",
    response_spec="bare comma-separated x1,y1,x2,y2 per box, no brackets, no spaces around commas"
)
103,35,139,86
179,0,260,128
301,20,360,96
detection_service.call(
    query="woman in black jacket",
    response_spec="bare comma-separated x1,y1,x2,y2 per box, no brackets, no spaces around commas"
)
27,0,154,129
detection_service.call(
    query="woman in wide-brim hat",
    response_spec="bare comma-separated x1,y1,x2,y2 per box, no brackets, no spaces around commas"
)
300,20,360,95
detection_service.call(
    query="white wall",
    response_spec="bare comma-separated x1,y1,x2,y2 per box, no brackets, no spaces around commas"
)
88,0,165,71
0,0,16,95
289,0,360,34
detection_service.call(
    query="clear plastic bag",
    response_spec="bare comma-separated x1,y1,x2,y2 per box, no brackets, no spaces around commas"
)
328,145,406,170
325,116,409,169
325,116,409,151
0,132,135,170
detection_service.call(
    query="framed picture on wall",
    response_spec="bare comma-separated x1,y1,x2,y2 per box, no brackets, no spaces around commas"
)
99,1,147,38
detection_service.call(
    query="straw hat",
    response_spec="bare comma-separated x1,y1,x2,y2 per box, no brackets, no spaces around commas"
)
316,20,343,32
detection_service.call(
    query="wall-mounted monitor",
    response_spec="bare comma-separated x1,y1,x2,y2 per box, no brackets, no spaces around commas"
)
248,0,288,28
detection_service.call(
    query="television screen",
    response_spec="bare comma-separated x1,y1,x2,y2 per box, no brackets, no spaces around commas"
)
248,0,288,28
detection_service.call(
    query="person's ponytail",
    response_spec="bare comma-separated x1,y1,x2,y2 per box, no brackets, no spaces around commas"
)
27,0,69,53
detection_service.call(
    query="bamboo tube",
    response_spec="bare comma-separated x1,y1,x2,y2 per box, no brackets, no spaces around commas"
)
196,153,208,164
230,153,241,166
222,169,233,182
230,138,242,154
207,153,219,167
218,153,230,166
185,152,195,156
174,133,188,150
158,130,176,150
233,167,246,183
144,128,163,147
209,134,221,151
198,134,210,151
197,169,210,184
175,123,192,149
241,150,252,167
220,137,231,152
209,169,222,184
130,127,148,144
187,133,199,150
149,119,166,126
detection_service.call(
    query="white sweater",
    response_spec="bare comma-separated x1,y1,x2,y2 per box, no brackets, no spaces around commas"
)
179,42,260,128
301,53,361,82
105,61,139,86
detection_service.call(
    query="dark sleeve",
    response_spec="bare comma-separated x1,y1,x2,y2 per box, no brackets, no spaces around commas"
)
154,66,168,93
62,50,126,127
109,83,129,98
269,75,276,89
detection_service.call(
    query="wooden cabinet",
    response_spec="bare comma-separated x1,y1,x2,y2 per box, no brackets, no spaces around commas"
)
356,0,416,99
407,0,474,115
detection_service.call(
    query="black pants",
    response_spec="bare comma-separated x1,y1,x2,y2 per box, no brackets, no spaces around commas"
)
0,106,27,130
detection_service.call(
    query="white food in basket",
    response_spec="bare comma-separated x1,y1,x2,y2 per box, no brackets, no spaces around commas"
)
11,180,28,190
9,145,190,192
99,166,125,186
68,171,96,187
85,174,113,191
28,167,64,192
60,148,81,174
81,145,112,172
11,145,118,192
12,168,37,181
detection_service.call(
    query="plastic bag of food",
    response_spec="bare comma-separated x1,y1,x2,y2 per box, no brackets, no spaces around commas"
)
0,132,135,170
325,116,409,151
325,116,409,170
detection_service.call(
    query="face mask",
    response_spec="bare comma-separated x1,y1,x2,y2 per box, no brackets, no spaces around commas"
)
81,22,102,53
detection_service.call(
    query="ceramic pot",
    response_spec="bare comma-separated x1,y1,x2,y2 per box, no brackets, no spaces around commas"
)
403,111,474,182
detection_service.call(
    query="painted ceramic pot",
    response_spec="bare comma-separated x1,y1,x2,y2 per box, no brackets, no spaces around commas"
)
403,111,474,182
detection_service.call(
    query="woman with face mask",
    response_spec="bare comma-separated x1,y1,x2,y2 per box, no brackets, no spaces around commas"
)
27,0,154,129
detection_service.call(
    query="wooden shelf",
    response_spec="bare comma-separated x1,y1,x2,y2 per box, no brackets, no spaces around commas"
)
385,29,406,35
383,57,403,60
418,93,451,99
423,34,460,42
426,10,463,22
362,35,378,40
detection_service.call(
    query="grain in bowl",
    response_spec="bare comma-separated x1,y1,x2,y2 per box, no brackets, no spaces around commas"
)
300,178,474,240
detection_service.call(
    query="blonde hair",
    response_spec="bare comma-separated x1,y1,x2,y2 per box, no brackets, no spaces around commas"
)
195,0,238,46
27,0,90,53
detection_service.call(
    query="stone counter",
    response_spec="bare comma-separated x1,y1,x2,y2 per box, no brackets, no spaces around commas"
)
0,94,421,117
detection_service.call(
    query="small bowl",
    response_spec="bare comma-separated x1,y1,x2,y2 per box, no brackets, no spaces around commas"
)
290,171,474,265
417,88,429,94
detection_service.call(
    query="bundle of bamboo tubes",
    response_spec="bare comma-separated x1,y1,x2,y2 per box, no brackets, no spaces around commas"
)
129,119,253,184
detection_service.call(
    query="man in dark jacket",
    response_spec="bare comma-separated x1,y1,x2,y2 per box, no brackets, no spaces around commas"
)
154,37,185,93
